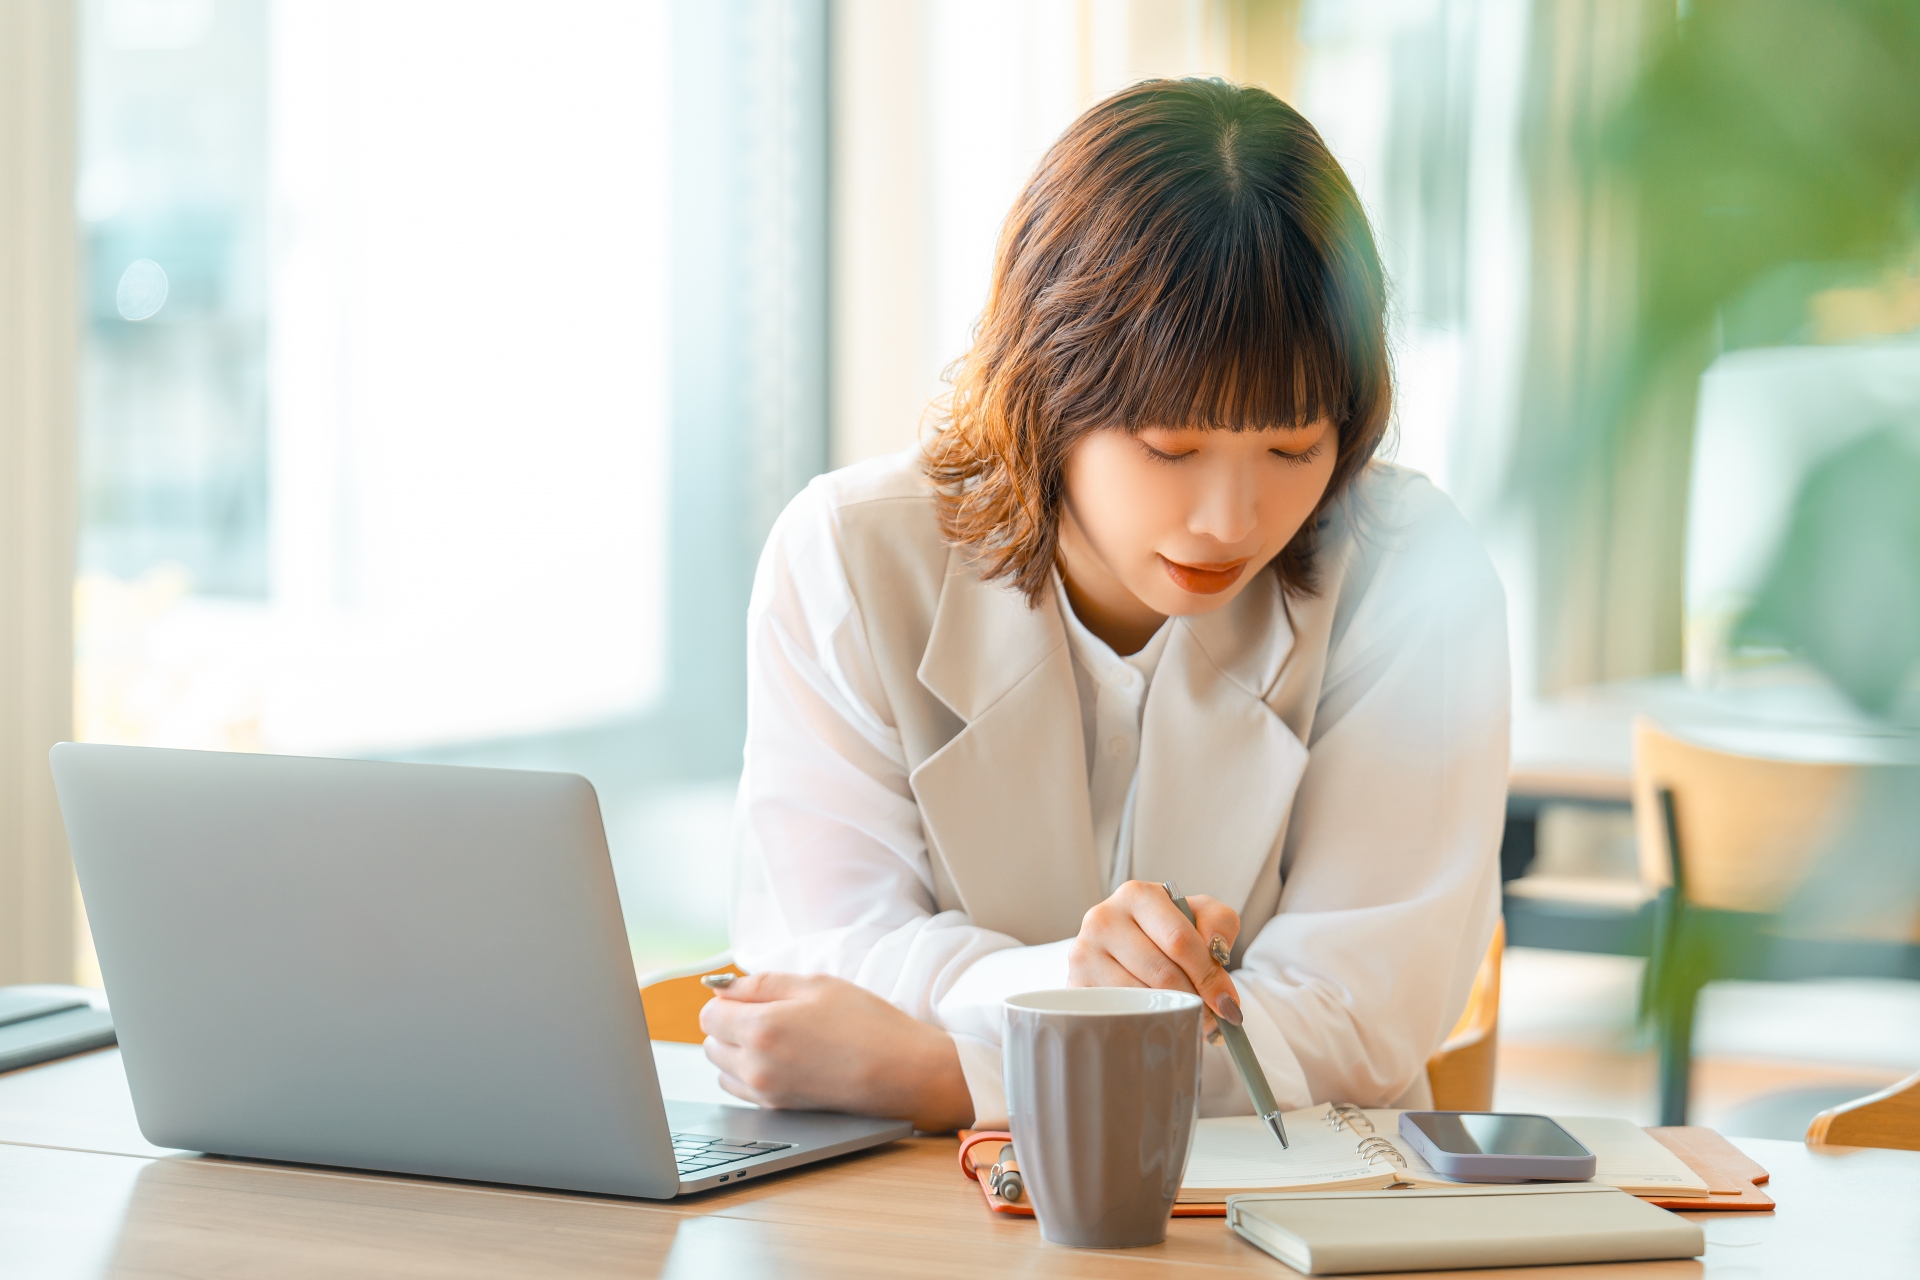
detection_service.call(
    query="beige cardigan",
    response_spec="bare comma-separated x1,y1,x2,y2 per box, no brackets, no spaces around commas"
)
731,451,1508,1122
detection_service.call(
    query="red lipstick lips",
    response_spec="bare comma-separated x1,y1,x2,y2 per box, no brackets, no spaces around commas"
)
1159,555,1250,595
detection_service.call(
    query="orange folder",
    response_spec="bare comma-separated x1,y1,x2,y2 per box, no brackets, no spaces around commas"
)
957,1130,1223,1218
1643,1126,1774,1211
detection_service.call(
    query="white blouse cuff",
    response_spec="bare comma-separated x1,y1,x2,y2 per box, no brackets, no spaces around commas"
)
951,1032,1007,1130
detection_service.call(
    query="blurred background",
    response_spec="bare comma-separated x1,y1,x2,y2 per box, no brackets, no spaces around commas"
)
2,0,1915,1139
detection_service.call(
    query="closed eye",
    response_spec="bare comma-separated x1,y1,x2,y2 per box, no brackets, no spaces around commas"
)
1271,441,1325,467
1141,442,1197,465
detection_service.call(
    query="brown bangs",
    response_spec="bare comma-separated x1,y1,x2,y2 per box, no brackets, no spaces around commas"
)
1039,161,1360,438
924,77,1391,604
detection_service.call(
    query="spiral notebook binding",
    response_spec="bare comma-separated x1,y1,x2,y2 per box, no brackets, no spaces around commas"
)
1355,1135,1408,1169
1327,1104,1375,1134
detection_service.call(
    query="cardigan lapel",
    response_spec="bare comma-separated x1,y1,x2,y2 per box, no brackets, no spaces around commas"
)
1128,570,1311,919
910,549,1104,944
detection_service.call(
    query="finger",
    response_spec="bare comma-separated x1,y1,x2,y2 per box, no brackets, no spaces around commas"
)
698,1036,741,1090
1183,896,1246,1026
708,970,808,1004
702,1030,752,1080
699,988,771,1040
1078,921,1231,1037
1121,886,1228,1005
715,1068,771,1108
1184,894,1242,953
1069,947,1149,989
704,1030,791,1104
1126,885,1241,1021
1190,960,1243,1025
698,993,734,1039
1103,919,1200,993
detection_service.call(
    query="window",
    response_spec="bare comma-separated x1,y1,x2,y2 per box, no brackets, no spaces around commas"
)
75,0,826,976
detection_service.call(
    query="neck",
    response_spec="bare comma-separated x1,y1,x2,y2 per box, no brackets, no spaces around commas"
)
1057,514,1165,656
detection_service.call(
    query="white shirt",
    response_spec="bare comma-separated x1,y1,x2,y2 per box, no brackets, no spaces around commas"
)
728,456,1509,1127
1054,569,1171,891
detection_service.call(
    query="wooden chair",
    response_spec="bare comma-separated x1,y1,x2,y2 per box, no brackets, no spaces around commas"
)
1632,717,1859,1126
1427,919,1504,1111
1806,1069,1920,1151
638,953,743,1043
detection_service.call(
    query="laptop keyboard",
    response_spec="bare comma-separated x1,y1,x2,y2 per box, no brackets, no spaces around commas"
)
671,1131,794,1179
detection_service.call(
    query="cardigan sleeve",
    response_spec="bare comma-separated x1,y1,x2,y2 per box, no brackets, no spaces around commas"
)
727,478,1069,1125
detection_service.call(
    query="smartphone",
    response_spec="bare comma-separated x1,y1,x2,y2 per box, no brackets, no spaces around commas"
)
1397,1111,1597,1183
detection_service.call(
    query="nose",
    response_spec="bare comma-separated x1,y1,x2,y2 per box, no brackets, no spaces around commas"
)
1187,456,1259,546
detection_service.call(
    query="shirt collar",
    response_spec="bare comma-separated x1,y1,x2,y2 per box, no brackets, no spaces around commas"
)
1052,568,1172,692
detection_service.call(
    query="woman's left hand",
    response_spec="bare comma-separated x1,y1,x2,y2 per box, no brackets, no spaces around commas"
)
699,972,974,1132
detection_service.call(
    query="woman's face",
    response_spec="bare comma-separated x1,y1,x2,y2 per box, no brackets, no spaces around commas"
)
1057,421,1338,645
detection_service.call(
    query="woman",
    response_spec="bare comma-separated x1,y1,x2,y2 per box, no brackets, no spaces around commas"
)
702,79,1508,1132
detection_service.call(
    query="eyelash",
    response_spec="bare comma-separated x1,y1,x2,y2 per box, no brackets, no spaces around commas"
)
1272,441,1324,468
1140,442,1324,467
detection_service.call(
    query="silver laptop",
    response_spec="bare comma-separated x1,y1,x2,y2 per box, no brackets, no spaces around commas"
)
49,742,909,1197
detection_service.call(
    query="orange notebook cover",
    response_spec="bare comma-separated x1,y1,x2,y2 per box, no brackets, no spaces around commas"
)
957,1125,1772,1218
1642,1126,1774,1211
957,1130,1220,1218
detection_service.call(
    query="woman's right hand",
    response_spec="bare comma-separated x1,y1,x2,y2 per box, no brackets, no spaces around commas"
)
1066,880,1243,1027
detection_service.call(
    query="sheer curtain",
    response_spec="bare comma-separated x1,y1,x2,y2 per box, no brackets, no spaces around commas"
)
1512,0,1691,694
0,0,79,986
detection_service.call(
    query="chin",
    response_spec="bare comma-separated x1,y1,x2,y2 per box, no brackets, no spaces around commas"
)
1139,582,1247,618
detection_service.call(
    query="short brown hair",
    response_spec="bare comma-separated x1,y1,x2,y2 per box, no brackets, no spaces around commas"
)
923,78,1391,604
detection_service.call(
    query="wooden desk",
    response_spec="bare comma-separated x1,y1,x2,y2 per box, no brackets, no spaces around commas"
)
4,1050,1918,1279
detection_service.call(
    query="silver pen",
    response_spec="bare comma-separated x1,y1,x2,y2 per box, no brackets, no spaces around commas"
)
1162,881,1289,1149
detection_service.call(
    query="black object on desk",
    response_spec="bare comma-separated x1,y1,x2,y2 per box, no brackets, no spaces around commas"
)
0,986,116,1074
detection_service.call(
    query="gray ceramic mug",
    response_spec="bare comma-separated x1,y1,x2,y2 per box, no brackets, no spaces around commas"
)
1003,989,1202,1248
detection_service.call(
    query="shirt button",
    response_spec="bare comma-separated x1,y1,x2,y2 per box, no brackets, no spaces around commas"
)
1106,735,1130,758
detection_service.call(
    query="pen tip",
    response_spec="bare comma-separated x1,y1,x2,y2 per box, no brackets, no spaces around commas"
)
1265,1114,1289,1150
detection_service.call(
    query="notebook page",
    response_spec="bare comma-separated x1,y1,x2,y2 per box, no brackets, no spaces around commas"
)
1553,1116,1710,1197
1180,1104,1398,1201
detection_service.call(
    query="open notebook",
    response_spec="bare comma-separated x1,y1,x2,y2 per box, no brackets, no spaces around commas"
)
1179,1103,1711,1204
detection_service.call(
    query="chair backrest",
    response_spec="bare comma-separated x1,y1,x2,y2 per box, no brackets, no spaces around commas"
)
1806,1069,1920,1152
1631,717,1856,914
1426,919,1504,1111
